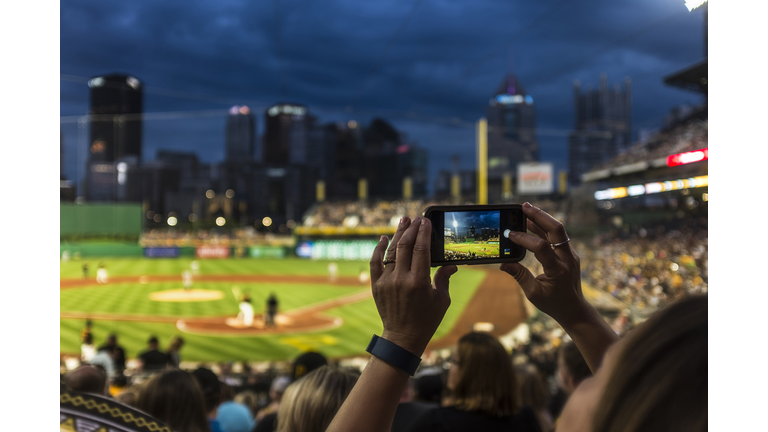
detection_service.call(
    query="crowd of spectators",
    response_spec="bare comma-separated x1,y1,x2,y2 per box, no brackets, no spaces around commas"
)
588,118,708,172
303,200,444,228
572,216,708,313
140,227,293,248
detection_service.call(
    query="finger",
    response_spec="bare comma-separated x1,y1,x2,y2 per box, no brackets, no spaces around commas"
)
499,262,538,299
395,216,423,272
411,218,432,279
506,230,561,276
385,217,411,269
369,235,389,284
433,265,457,304
522,202,569,244
527,219,549,242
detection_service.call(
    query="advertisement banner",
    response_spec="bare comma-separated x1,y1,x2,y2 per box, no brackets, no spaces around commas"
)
517,162,554,195
196,246,230,259
144,247,180,258
296,240,378,260
249,246,286,259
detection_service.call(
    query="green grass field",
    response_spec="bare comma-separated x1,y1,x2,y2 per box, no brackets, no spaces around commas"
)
61,258,486,362
444,242,499,257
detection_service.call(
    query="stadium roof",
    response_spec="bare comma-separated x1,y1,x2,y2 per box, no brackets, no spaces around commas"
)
663,59,708,95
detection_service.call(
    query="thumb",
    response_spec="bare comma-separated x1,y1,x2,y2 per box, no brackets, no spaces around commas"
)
499,263,537,297
434,265,458,300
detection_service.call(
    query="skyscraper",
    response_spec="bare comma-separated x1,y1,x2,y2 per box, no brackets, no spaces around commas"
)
226,105,256,162
85,74,143,201
485,74,538,201
568,73,632,185
262,103,310,165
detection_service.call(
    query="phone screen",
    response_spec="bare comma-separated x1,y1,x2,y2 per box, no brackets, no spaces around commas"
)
432,207,526,264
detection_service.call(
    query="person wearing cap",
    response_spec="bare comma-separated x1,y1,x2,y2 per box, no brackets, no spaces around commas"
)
138,336,170,372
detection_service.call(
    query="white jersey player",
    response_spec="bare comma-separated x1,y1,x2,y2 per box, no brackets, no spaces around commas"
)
328,262,339,283
182,270,193,290
96,264,108,284
190,260,200,276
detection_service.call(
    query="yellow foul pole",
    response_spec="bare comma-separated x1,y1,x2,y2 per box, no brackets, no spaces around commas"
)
476,118,488,205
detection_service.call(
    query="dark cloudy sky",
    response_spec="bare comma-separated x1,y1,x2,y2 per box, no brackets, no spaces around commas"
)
59,0,706,195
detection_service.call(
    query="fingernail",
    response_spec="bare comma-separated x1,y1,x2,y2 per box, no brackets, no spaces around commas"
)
421,218,427,225
380,235,387,242
523,202,532,208
507,230,516,237
399,217,404,225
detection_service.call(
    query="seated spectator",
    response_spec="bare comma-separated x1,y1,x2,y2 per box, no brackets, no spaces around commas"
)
548,341,592,421
114,388,138,407
413,372,444,404
234,389,260,420
255,352,329,432
516,364,553,432
275,366,358,432
166,335,185,369
90,345,118,379
255,375,291,422
136,369,210,432
325,205,707,432
391,377,438,432
404,332,540,432
81,333,96,363
64,365,107,395
192,367,225,432
138,336,170,372
217,382,255,432
98,334,127,373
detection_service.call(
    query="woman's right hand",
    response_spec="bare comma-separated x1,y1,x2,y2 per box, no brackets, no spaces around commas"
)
499,202,590,326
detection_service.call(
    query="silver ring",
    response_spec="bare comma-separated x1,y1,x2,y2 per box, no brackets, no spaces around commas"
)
550,238,570,248
383,259,396,265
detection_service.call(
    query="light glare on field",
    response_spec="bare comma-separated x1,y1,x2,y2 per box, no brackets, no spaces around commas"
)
216,217,226,226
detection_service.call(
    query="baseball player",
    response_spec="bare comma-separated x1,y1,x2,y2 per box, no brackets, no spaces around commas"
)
328,262,339,283
182,270,193,290
265,293,279,328
96,264,108,284
237,290,254,327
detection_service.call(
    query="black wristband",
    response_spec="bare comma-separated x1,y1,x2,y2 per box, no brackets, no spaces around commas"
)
366,334,421,376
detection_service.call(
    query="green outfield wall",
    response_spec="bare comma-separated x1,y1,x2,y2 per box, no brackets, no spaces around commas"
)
61,203,143,238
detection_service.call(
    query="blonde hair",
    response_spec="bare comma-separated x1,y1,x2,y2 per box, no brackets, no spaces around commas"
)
275,366,358,432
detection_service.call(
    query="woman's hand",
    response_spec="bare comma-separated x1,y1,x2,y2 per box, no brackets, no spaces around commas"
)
369,216,458,355
500,202,618,372
499,202,589,326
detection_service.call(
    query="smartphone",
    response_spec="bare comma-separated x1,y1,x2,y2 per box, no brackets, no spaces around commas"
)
423,204,527,266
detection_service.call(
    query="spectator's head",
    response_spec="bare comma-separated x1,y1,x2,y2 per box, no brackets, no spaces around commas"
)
83,333,93,345
557,341,592,395
292,351,328,381
136,370,209,432
276,366,358,432
447,332,518,417
191,367,222,416
147,336,159,349
516,364,550,412
559,295,707,432
168,335,184,351
234,390,259,418
106,334,118,346
269,375,291,402
64,365,106,395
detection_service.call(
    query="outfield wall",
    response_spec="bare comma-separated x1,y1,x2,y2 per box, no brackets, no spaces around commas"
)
60,203,143,238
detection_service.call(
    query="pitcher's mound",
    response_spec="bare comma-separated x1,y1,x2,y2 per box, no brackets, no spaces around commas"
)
150,289,224,302
177,313,342,336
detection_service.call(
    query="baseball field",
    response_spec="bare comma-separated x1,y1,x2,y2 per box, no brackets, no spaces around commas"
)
444,242,500,257
61,257,531,362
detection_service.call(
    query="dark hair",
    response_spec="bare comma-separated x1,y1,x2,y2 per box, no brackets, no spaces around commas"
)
192,367,221,413
293,351,328,380
136,370,210,432
451,332,518,417
148,336,159,345
64,365,106,394
559,341,592,384
593,295,707,432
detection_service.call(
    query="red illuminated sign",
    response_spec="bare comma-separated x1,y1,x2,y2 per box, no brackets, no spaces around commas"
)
196,246,230,259
667,148,708,167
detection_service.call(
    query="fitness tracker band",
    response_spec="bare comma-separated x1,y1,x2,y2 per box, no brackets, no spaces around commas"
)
366,334,421,376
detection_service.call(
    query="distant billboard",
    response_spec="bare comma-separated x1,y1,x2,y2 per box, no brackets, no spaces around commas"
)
196,246,230,259
249,246,286,259
144,247,179,258
295,240,378,260
517,162,554,195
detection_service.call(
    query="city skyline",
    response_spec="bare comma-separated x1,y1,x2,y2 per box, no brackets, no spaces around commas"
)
60,0,707,196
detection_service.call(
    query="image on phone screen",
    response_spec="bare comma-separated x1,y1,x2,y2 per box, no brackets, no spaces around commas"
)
443,210,502,261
